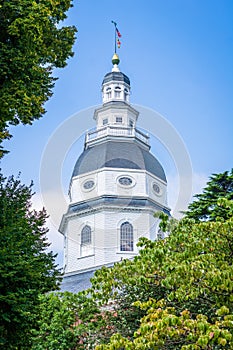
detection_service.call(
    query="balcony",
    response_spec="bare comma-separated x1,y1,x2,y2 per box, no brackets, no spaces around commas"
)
85,125,150,147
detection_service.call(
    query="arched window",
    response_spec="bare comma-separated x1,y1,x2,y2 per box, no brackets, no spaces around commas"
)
120,222,133,251
81,225,91,245
106,87,112,99
124,88,129,101
115,86,121,98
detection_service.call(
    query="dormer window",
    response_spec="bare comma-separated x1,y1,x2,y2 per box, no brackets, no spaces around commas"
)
115,86,121,98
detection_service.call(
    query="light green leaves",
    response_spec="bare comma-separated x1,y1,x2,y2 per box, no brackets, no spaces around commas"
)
89,197,233,348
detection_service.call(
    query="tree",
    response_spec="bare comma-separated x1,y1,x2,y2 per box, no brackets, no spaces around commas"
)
0,0,77,156
34,205,232,349
0,173,61,349
96,305,233,349
93,202,233,349
31,292,108,350
25,172,233,349
185,169,233,222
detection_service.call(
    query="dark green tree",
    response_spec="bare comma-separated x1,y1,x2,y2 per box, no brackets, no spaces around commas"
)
0,0,77,156
0,173,61,349
185,169,233,222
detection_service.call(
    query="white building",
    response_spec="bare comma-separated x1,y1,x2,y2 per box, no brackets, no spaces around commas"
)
59,54,170,292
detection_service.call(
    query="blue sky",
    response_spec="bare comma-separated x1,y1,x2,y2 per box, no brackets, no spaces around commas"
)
1,0,233,262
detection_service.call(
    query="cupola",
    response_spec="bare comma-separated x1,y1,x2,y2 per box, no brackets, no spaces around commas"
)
102,54,130,104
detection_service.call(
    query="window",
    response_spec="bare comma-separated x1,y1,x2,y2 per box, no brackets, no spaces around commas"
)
80,225,93,257
152,182,162,196
103,118,108,125
153,183,160,194
124,88,129,101
115,86,121,98
116,116,122,123
129,119,134,127
81,225,91,245
83,180,95,190
118,176,132,186
106,87,112,99
117,175,135,188
120,222,133,251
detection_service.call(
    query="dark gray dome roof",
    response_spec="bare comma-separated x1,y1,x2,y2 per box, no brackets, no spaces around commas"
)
72,141,166,182
102,71,130,86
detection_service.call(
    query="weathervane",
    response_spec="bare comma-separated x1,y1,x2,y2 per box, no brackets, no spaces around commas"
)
111,20,122,53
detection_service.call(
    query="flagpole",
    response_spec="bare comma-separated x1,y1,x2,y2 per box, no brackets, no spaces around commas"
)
111,20,117,53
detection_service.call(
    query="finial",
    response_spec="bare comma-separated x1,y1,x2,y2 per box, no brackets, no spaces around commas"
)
112,53,120,65
112,53,120,72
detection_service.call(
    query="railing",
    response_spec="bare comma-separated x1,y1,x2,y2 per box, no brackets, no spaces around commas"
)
135,128,150,145
85,125,150,146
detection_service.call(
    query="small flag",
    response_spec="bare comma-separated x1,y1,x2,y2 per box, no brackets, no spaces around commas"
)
116,27,122,38
111,21,122,51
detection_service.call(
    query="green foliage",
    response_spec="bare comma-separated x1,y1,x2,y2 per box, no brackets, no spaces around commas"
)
25,171,233,349
31,291,108,349
89,199,233,348
0,0,77,156
96,304,233,349
0,173,61,349
185,170,233,222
